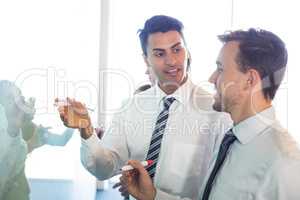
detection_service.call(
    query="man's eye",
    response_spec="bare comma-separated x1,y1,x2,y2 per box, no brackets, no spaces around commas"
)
173,47,181,53
217,68,223,73
154,52,164,57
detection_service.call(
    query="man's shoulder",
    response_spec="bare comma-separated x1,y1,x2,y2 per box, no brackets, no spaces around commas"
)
269,141,300,177
117,86,158,114
128,86,157,103
134,85,156,96
266,123,300,163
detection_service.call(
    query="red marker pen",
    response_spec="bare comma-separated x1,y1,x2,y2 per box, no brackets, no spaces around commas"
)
121,160,153,171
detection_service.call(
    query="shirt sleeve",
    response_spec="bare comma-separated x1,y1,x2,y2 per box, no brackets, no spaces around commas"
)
80,111,130,180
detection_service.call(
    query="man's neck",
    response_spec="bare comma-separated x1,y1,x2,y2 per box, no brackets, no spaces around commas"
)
230,100,272,125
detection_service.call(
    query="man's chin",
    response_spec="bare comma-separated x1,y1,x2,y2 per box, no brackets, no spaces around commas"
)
160,80,182,89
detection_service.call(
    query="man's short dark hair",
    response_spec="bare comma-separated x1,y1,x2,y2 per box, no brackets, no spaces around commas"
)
138,15,185,56
218,28,288,100
138,15,191,68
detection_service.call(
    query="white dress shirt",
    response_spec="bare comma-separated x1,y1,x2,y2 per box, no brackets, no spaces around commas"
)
81,78,232,200
200,106,300,200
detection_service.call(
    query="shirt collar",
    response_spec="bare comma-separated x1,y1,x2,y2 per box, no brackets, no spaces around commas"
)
232,106,277,144
154,76,193,108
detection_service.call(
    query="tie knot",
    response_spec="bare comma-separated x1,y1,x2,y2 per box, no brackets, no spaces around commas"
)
222,130,237,146
163,97,176,109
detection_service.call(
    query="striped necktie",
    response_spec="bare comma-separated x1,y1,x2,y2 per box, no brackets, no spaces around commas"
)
202,129,237,200
146,97,176,179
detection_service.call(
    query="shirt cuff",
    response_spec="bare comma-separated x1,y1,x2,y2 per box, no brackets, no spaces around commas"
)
81,133,100,146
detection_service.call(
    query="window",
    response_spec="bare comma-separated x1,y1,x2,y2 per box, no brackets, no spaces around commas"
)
1,0,299,199
105,0,300,143
0,0,100,199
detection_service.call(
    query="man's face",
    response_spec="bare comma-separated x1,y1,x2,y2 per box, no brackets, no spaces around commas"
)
209,41,249,113
144,31,189,90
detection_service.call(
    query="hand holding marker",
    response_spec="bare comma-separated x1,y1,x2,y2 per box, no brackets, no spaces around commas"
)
54,98,95,112
121,160,153,171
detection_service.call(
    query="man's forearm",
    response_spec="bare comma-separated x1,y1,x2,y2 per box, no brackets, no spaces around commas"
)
80,134,121,180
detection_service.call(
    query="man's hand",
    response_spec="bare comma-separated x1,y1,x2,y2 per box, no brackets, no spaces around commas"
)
112,181,129,198
55,98,93,139
120,160,156,200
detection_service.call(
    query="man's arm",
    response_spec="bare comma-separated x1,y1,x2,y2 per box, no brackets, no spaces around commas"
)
81,112,131,180
56,98,130,180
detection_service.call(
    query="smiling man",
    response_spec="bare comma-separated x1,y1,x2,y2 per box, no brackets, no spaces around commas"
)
143,30,188,94
119,28,300,200
58,15,232,200
200,28,300,200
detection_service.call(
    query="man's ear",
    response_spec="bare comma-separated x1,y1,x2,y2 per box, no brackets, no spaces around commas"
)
246,69,261,88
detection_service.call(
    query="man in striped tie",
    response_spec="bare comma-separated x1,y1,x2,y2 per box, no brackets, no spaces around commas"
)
120,28,300,200
57,15,231,200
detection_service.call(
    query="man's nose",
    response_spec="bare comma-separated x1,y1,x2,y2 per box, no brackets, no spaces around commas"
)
209,71,217,84
165,53,176,66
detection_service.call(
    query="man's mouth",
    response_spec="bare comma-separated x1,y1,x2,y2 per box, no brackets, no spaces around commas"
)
165,68,180,77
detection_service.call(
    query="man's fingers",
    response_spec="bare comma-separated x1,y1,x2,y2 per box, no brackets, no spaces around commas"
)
112,182,122,189
121,192,129,197
119,185,128,193
127,160,148,175
119,175,126,184
121,191,129,197
68,99,88,116
127,160,144,169
116,178,130,198
57,97,88,116
55,98,92,130
129,169,138,177
58,106,65,114
58,107,67,122
120,174,133,187
123,170,132,177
